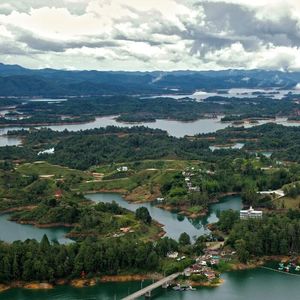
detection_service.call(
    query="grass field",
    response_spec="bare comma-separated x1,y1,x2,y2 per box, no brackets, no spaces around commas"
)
274,196,300,209
17,161,90,179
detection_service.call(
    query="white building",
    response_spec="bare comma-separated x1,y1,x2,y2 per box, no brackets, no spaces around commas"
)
240,206,263,219
117,166,128,172
167,251,178,259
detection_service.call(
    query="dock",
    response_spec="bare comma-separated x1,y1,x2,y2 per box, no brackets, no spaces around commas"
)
259,266,300,277
121,272,181,300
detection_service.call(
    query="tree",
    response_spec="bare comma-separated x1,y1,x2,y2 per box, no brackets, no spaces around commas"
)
179,232,191,246
235,239,250,263
40,234,50,252
135,207,152,224
241,186,259,206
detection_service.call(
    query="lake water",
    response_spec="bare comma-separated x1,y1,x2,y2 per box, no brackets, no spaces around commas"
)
2,267,299,300
85,193,243,241
1,114,300,145
147,88,300,101
0,135,21,147
1,194,298,299
0,214,73,244
0,193,241,244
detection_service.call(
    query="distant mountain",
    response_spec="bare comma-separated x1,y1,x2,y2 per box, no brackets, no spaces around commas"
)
0,63,300,97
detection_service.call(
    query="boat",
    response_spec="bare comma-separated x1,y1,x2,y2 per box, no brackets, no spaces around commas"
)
172,286,184,291
295,266,300,271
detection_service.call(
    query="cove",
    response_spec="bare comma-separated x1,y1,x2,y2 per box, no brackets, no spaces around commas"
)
0,214,73,244
85,193,243,241
2,116,300,139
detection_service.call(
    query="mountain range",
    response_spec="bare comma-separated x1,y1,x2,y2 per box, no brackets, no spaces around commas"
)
0,63,300,97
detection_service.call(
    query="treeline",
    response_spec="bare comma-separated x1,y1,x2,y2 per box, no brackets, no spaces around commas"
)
0,114,93,126
218,210,300,262
0,236,178,283
2,92,299,126
0,166,52,211
198,123,300,163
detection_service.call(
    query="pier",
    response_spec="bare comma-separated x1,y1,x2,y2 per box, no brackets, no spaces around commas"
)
121,272,181,300
259,266,300,277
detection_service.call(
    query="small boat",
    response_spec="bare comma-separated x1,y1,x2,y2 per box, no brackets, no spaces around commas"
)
172,286,184,291
278,267,284,271
295,266,300,271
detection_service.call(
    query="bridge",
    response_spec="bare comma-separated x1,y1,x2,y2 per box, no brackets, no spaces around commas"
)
121,272,181,300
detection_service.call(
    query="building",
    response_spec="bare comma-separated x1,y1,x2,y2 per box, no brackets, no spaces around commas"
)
117,166,128,172
167,251,178,259
240,206,263,219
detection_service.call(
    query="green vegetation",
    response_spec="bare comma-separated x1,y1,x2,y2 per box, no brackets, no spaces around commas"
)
0,236,177,283
2,119,300,285
217,210,300,262
135,207,152,224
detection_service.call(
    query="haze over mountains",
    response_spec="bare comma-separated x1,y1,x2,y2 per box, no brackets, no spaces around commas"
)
1,63,300,97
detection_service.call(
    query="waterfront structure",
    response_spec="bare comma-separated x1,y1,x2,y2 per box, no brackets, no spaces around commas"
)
240,206,262,219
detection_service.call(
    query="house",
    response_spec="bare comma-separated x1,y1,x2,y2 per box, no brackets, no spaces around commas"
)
167,251,179,259
55,190,63,198
156,197,165,202
120,227,131,233
240,206,263,219
203,269,216,280
190,264,203,274
117,166,128,172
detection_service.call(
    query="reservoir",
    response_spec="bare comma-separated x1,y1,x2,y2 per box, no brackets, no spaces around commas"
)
1,116,300,142
0,194,299,299
0,214,72,244
85,193,243,241
0,194,242,244
2,268,299,300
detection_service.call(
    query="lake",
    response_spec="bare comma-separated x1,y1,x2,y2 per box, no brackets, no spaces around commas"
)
2,268,299,300
27,116,300,137
147,88,300,101
85,193,243,241
1,194,298,299
1,114,300,145
0,214,73,244
0,193,241,246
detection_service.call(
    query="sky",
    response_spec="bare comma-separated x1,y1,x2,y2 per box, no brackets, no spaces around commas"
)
0,0,300,71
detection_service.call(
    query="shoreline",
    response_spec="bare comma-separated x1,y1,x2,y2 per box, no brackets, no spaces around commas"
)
0,273,163,293
1,254,298,293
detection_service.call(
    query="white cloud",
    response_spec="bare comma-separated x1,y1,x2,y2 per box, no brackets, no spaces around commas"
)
0,0,299,70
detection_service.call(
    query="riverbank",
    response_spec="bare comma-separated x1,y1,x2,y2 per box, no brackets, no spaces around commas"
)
0,282,54,293
0,205,37,215
190,278,225,287
1,255,298,294
0,274,163,293
11,219,75,228
0,119,95,128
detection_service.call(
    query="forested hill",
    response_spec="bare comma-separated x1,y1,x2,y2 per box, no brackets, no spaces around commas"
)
1,63,300,96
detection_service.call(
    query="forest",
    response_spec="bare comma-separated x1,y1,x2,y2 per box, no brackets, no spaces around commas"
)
1,91,300,126
218,210,300,262
1,118,300,285
0,236,180,282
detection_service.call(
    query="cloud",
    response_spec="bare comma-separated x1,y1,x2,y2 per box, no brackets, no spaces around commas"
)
0,0,299,70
